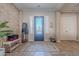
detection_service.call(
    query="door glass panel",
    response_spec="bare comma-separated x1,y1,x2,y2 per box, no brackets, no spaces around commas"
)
36,17,42,34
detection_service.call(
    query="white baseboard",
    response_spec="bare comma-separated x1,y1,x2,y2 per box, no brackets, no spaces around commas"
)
75,40,79,41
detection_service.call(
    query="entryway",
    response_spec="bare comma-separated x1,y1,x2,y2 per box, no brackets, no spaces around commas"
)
34,16,44,41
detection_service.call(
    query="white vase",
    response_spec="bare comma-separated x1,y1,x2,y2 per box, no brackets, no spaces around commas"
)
0,48,5,56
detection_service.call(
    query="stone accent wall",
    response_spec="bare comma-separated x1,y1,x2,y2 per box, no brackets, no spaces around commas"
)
0,3,20,34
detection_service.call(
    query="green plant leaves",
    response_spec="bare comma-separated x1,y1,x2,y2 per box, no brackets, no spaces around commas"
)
0,21,9,28
0,21,13,38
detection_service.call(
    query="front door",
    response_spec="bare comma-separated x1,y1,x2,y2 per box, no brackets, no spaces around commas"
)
34,16,44,41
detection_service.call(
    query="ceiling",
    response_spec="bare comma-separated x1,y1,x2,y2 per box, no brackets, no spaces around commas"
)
14,3,79,12
60,3,79,12
14,3,64,11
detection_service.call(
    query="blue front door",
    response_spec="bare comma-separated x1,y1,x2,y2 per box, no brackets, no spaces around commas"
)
34,16,44,41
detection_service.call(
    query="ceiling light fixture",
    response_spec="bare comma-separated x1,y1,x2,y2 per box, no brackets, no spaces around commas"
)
37,5,40,7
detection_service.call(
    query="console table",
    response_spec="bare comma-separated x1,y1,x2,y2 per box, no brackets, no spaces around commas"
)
3,38,21,53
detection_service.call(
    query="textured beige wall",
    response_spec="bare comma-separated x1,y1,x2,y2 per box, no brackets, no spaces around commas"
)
0,3,20,34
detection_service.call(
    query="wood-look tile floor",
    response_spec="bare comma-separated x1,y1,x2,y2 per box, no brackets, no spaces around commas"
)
6,40,79,56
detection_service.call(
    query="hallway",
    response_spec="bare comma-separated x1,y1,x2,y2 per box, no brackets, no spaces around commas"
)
6,41,79,56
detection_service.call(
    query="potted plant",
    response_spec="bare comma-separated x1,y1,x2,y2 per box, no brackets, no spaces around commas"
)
0,21,13,47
